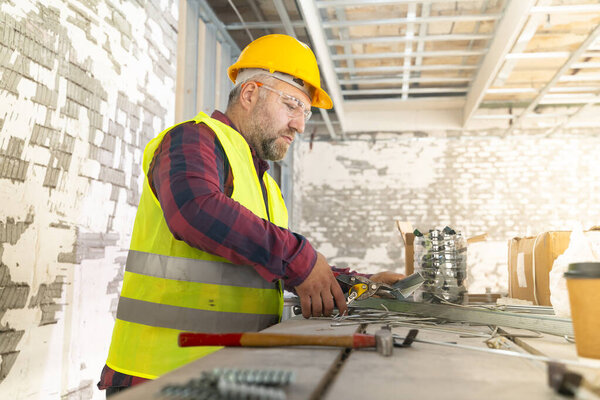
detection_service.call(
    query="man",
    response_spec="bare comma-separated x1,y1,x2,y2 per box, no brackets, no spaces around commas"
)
98,34,403,396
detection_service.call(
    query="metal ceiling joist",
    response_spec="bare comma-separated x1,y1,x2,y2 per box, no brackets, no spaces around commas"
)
272,0,338,140
413,2,430,76
332,49,484,60
247,0,270,36
550,87,600,94
343,87,467,95
333,6,356,77
544,101,597,136
560,74,600,82
488,86,600,95
272,0,295,36
540,94,600,104
402,3,416,99
486,88,535,94
571,62,600,69
506,24,600,136
459,0,488,81
551,86,599,92
531,4,600,14
297,0,346,133
226,21,305,30
336,64,477,73
492,0,551,87
472,112,568,120
505,52,570,60
462,0,537,127
318,109,338,140
339,77,470,84
330,6,351,140
198,0,600,136
328,33,491,45
227,0,254,41
322,14,501,28
316,0,485,7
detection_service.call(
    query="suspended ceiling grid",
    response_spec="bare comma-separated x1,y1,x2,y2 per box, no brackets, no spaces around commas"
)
204,0,600,137
321,1,502,99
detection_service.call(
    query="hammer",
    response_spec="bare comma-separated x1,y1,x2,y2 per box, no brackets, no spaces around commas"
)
178,328,414,357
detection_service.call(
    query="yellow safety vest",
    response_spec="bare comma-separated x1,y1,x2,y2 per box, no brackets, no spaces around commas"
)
106,112,288,379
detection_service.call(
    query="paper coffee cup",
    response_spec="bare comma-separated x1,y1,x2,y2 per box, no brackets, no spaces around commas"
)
564,262,600,359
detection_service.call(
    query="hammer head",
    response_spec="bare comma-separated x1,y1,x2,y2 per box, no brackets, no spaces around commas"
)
374,328,393,357
547,362,582,396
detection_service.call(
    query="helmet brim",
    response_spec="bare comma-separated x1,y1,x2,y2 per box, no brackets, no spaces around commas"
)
312,86,333,109
228,64,333,109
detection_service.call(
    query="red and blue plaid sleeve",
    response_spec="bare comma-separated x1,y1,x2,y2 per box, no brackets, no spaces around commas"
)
148,111,316,287
97,364,148,390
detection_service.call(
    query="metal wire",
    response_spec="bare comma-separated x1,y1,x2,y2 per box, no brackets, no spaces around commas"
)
329,308,546,341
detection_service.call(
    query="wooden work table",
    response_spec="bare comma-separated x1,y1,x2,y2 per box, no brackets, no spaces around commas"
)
112,314,600,399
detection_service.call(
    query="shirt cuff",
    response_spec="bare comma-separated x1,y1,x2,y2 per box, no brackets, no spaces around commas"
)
282,235,317,288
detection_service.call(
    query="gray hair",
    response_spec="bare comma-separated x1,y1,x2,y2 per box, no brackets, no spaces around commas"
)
226,73,278,109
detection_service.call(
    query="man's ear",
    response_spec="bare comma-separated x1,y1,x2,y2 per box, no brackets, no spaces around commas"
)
239,82,259,111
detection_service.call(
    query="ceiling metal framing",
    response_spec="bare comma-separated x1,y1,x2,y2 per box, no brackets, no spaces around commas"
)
204,0,600,137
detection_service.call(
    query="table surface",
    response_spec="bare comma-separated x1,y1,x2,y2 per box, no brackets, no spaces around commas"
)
113,314,600,400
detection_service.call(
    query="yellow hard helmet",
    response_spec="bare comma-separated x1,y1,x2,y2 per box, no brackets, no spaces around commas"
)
228,34,333,109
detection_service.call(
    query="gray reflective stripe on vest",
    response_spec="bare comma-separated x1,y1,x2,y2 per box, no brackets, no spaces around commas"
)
117,297,279,332
126,250,276,289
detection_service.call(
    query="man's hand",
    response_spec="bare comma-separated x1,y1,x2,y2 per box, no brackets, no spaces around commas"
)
369,271,406,286
295,252,348,318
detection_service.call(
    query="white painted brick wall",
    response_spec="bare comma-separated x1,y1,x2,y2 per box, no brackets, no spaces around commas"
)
292,132,600,294
3,1,600,397
0,1,177,398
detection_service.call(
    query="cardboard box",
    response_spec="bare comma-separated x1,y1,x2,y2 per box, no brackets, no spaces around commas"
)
396,221,415,275
508,232,571,306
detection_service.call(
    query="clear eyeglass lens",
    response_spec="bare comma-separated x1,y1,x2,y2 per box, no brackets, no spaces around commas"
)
281,98,311,121
259,83,312,122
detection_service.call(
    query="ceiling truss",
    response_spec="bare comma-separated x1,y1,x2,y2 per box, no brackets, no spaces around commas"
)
204,0,600,137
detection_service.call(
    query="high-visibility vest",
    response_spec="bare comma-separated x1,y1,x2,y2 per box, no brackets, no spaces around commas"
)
106,112,288,379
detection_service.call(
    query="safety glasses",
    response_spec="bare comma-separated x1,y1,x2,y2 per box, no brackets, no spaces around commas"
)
254,82,312,122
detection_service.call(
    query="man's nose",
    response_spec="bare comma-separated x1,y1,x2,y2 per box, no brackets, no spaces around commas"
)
289,114,305,134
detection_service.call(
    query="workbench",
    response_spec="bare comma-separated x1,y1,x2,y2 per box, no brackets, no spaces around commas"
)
111,314,600,399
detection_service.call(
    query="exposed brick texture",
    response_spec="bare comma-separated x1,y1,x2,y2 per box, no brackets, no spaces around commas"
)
0,263,30,385
0,0,177,397
28,275,66,326
293,133,600,293
0,138,29,182
0,213,33,245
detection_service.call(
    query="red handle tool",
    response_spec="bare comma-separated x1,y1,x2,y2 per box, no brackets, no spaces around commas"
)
178,332,377,349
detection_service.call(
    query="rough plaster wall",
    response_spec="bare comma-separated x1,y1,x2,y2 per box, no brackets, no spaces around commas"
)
0,0,177,399
293,132,600,294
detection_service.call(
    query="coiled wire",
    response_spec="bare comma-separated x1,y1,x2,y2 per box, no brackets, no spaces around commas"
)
160,368,295,400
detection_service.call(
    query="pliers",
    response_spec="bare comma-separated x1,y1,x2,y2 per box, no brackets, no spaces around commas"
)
336,275,397,305
336,272,425,305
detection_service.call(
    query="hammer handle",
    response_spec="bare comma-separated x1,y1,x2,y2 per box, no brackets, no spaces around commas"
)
178,332,376,348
